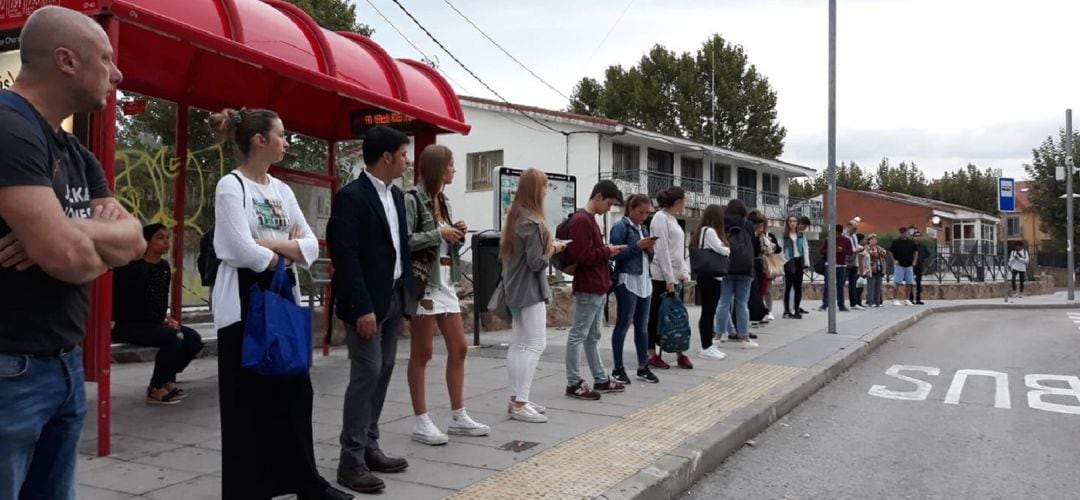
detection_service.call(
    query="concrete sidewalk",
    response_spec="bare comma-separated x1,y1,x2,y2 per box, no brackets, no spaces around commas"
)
75,293,1076,499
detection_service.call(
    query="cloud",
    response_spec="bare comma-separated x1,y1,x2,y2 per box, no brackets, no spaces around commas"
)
782,119,1057,179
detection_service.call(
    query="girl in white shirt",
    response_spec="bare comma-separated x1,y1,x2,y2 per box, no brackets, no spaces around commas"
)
647,187,693,370
691,204,730,361
208,108,347,500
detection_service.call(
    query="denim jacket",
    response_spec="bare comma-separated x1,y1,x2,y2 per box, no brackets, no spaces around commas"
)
404,187,462,287
610,217,652,276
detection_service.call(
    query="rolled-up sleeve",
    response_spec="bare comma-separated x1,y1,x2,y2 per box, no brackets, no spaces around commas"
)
282,184,320,269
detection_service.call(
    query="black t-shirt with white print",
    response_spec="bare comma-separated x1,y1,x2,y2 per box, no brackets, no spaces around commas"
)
0,90,110,354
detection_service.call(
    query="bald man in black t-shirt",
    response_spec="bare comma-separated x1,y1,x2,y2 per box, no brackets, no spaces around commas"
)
0,7,143,498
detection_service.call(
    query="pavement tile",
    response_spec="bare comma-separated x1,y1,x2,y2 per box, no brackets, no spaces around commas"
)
140,474,222,500
129,446,222,475
78,461,198,495
75,485,138,500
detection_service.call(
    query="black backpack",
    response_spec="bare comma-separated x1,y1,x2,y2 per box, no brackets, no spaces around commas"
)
551,209,584,273
197,173,245,287
726,224,755,275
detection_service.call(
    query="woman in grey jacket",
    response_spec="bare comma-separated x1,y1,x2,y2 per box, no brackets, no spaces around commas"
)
500,169,567,423
404,145,489,445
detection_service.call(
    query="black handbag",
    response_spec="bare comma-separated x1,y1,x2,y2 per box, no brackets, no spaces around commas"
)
690,228,729,278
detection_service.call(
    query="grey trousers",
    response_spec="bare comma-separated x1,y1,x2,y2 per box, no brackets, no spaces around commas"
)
338,284,403,472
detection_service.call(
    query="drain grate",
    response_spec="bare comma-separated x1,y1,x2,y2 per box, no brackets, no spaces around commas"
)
498,440,540,453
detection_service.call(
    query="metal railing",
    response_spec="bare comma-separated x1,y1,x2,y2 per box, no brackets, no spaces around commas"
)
603,169,823,225
802,248,1011,284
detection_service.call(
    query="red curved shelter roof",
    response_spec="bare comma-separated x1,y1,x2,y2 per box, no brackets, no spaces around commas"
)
0,0,469,139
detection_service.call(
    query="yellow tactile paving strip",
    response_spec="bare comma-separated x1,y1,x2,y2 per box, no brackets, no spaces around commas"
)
448,363,804,499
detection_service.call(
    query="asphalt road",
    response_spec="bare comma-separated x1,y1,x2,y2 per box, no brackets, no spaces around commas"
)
685,308,1080,500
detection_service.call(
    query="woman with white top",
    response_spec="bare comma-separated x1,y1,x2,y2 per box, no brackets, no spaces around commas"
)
692,204,730,360
1009,241,1030,297
500,169,567,423
782,215,810,319
647,187,693,370
404,145,489,445
209,108,351,500
609,194,660,384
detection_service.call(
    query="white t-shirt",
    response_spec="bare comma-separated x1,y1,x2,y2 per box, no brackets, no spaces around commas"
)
211,170,320,330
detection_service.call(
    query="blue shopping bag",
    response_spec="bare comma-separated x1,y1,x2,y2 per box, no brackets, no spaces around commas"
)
242,259,312,376
658,287,691,354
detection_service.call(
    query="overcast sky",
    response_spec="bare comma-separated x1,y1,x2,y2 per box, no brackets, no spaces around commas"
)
354,0,1078,180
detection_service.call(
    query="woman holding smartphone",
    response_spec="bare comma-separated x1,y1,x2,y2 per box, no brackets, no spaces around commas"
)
609,194,659,384
404,145,489,445
501,169,566,422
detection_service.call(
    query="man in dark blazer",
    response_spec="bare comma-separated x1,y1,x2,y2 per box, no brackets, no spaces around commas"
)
328,125,414,494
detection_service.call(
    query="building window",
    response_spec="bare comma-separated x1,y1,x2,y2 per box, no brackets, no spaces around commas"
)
710,163,732,197
736,168,758,207
681,157,703,193
466,150,503,191
762,173,780,205
1006,217,1021,237
647,148,674,174
612,143,640,172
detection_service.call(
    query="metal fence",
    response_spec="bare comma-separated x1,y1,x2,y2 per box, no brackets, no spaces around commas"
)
802,246,1012,284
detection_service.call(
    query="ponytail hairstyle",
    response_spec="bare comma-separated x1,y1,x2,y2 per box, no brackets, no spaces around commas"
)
208,107,280,158
655,186,686,209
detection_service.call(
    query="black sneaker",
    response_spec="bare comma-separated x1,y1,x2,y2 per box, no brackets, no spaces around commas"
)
611,366,631,385
798,308,810,314
636,367,659,383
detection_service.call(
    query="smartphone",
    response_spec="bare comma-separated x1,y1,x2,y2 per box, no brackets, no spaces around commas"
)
646,236,660,241
558,239,573,244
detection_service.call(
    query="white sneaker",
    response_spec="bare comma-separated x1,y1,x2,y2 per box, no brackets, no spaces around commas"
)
509,403,547,423
903,300,914,306
448,409,490,436
740,340,759,349
853,305,866,310
412,414,449,445
892,300,903,306
700,345,727,360
507,401,546,414
765,313,775,321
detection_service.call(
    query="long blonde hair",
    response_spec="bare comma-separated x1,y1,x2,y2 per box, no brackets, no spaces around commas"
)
500,168,552,260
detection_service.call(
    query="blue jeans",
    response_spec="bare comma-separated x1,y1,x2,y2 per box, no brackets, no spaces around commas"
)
612,285,651,369
821,266,848,310
716,275,752,339
567,293,609,385
0,347,86,500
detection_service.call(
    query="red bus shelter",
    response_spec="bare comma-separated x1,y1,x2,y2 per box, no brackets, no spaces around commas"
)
0,0,469,456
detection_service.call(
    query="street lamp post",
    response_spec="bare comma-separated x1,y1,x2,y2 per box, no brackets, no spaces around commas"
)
826,0,838,332
1067,109,1074,301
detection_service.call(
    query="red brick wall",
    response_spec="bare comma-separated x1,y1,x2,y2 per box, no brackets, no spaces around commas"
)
825,189,945,245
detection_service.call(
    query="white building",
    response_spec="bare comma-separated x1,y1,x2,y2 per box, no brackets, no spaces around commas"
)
438,96,820,238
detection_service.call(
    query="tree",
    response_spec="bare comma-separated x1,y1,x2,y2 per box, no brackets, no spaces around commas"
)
284,0,373,35
1024,130,1080,251
930,164,999,214
788,161,874,199
568,34,786,158
875,157,930,198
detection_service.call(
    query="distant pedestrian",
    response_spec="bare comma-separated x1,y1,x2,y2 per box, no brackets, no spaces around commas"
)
909,229,931,304
717,199,759,348
1009,241,1030,298
820,224,853,312
795,216,813,315
782,215,809,319
844,220,865,310
692,204,730,360
889,227,918,306
854,233,869,308
865,234,888,307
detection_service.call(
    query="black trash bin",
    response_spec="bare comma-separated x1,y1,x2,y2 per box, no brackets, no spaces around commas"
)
471,231,502,345
974,258,985,282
